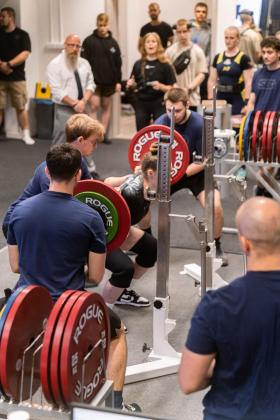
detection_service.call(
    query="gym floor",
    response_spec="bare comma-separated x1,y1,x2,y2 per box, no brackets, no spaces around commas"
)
0,131,246,419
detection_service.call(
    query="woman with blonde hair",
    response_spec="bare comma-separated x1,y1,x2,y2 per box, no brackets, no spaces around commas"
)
127,32,176,130
208,26,253,115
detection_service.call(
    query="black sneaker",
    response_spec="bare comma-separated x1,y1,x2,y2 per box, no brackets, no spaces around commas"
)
115,289,150,307
122,402,141,412
103,138,112,145
215,241,229,267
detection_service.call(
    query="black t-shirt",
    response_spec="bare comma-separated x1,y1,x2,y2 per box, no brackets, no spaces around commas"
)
140,21,173,48
0,27,31,81
120,174,150,225
131,58,176,101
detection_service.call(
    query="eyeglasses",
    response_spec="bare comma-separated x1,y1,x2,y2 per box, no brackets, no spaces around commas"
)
66,43,82,49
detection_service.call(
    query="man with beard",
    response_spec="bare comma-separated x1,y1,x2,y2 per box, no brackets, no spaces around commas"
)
139,2,173,50
0,7,34,145
46,34,95,147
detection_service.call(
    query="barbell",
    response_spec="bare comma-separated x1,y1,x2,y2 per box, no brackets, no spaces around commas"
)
239,111,280,162
0,286,110,408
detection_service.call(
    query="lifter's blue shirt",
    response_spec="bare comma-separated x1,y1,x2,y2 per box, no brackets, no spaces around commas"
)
3,157,91,227
252,67,280,112
8,191,106,300
187,271,280,419
155,111,203,163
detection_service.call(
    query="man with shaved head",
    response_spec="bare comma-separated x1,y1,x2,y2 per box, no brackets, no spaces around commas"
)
139,2,173,49
179,197,280,419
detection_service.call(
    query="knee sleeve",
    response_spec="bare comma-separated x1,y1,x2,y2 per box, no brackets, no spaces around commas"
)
106,249,135,288
130,232,157,268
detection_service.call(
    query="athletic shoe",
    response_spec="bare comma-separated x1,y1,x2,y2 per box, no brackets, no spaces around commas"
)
22,134,35,145
215,241,229,267
103,137,112,145
122,402,141,412
115,289,150,307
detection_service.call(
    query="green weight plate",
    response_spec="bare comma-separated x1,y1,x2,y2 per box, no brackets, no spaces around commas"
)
75,191,119,243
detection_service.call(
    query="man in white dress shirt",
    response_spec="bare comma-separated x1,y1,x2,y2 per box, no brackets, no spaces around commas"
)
47,34,95,147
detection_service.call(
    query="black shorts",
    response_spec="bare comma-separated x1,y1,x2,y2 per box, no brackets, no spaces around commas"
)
108,307,122,340
171,171,205,197
94,84,116,97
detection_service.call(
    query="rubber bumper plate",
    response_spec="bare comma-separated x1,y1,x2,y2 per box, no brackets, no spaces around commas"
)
74,180,131,252
128,124,190,184
0,286,53,401
40,290,77,405
59,292,110,406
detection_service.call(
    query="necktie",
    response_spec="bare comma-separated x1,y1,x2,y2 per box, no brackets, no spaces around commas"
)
74,69,83,100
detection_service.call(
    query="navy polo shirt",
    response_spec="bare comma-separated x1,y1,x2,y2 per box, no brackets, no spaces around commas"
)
186,271,280,419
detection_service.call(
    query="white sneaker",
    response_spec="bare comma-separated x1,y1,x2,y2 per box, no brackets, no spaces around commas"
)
115,289,150,307
22,134,35,145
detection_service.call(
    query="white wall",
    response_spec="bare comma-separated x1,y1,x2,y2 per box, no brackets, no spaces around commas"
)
20,0,106,95
212,0,236,54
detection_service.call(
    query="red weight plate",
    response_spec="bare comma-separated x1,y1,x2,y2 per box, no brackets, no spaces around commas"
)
247,111,255,161
0,286,26,399
252,111,262,162
262,111,271,162
50,291,86,407
74,180,131,252
40,290,77,405
267,112,277,162
277,115,280,163
60,292,110,406
0,286,53,401
128,124,190,184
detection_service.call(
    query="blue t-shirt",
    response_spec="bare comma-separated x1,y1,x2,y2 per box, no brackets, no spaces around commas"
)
3,157,91,227
155,111,203,163
8,191,106,300
252,67,280,111
186,271,280,419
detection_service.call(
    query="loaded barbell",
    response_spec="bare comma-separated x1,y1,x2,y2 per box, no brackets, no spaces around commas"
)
128,124,190,184
239,111,280,163
0,286,110,408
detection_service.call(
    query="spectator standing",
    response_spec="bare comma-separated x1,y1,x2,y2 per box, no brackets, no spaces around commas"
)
126,32,176,131
0,7,34,145
139,3,173,50
208,26,253,116
46,33,99,177
166,19,207,110
82,13,122,145
238,9,262,67
189,2,211,100
247,37,280,197
179,196,280,419
247,36,280,112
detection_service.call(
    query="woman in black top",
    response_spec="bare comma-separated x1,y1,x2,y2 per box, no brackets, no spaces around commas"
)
127,32,176,130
